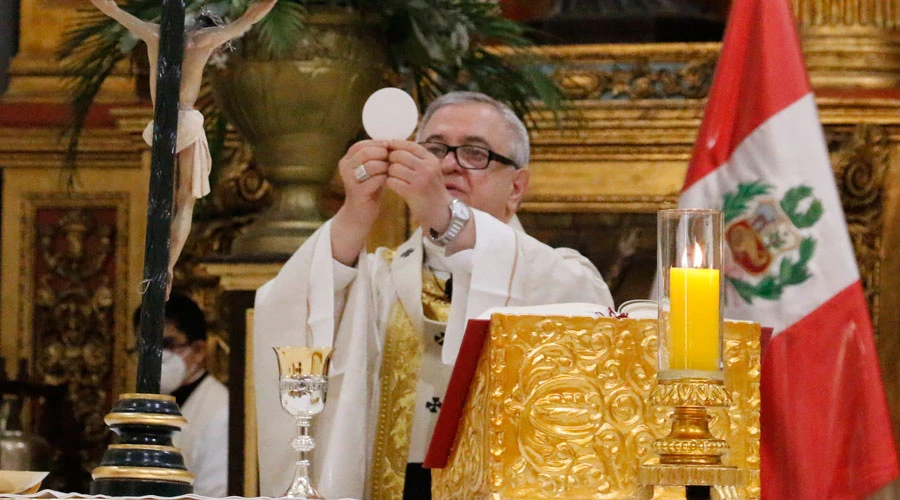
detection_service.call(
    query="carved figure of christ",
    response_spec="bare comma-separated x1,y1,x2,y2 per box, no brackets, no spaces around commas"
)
89,0,277,295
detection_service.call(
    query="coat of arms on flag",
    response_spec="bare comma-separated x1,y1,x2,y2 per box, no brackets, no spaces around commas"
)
722,181,823,304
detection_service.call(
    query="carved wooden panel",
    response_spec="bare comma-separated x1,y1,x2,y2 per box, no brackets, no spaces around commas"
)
827,124,889,335
20,196,130,486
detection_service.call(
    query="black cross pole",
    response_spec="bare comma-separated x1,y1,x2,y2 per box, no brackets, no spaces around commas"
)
89,1,193,494
135,0,185,394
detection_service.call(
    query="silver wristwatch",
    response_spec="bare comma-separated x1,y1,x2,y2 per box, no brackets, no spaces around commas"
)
429,198,472,247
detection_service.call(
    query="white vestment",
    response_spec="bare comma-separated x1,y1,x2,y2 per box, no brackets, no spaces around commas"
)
142,109,212,198
253,209,614,499
176,374,230,497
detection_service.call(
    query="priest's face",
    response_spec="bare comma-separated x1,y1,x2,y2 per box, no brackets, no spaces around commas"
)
418,103,530,222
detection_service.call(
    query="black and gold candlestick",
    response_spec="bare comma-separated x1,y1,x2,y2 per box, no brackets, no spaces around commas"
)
90,0,192,495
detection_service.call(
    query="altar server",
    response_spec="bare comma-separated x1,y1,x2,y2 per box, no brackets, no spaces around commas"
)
134,294,229,497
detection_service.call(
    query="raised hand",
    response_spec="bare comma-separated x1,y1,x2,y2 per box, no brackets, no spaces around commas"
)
330,140,391,265
385,140,453,235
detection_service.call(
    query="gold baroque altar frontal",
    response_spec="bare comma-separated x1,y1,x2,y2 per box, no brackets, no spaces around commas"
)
433,317,760,500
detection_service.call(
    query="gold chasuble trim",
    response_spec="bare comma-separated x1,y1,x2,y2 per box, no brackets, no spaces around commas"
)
371,301,425,500
422,268,452,323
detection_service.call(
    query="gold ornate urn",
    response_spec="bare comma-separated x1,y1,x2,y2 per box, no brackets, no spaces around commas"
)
212,8,386,256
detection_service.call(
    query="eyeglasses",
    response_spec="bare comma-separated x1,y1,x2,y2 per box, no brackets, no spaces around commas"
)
163,337,191,350
420,142,520,170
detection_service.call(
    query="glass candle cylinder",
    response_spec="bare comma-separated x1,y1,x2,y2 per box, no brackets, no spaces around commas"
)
657,209,724,379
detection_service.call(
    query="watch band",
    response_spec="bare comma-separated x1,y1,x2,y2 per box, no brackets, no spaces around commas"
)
429,198,471,247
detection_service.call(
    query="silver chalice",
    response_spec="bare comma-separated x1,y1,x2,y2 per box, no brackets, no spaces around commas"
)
274,346,333,499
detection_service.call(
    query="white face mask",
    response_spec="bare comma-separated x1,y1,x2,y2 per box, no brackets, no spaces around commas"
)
160,349,187,395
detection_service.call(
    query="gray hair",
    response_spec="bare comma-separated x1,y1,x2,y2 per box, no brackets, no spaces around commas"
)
416,91,530,168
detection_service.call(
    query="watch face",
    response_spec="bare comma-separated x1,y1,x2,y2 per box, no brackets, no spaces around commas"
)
452,199,472,219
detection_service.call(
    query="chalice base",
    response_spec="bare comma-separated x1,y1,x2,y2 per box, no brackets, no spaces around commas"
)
286,474,322,499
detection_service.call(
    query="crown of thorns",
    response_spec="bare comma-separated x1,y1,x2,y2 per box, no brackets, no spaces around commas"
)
195,8,235,52
198,8,225,26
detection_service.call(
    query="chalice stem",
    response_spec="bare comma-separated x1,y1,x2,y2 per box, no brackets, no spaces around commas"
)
286,415,320,499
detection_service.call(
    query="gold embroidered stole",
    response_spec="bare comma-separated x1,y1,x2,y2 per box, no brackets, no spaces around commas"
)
370,267,451,500
422,269,452,323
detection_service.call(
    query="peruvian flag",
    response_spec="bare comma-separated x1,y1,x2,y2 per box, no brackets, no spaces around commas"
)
681,0,899,497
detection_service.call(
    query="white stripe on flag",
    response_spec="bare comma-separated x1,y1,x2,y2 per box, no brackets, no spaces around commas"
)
680,94,859,336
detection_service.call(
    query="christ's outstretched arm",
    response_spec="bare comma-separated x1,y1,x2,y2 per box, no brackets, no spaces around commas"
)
88,0,159,42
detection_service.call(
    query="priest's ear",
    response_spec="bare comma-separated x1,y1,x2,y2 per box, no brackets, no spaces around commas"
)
506,168,530,217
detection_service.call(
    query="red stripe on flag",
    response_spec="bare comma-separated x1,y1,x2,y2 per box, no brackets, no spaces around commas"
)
761,282,899,499
684,0,811,191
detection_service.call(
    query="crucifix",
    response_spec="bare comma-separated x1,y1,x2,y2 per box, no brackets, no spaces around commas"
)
88,0,274,494
89,0,277,304
87,0,276,390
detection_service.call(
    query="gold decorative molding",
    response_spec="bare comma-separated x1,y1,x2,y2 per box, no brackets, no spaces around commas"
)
195,263,282,292
108,444,181,453
792,0,900,88
116,393,175,402
513,44,720,101
5,0,136,102
103,412,189,428
648,380,734,471
653,437,730,458
433,317,760,500
638,464,743,487
792,0,900,29
649,378,732,407
91,466,195,483
827,124,889,335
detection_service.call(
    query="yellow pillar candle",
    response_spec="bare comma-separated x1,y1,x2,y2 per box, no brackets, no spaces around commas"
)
668,267,720,372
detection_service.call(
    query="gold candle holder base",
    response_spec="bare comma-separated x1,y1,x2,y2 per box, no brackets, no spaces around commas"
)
640,378,741,494
639,464,742,488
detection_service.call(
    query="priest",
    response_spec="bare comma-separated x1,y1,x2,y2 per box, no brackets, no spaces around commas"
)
254,91,614,499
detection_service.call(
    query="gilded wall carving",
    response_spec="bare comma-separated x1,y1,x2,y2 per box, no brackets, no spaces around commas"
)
827,124,889,335
792,0,900,27
26,201,128,485
791,0,900,87
433,317,760,500
553,58,716,100
513,44,719,102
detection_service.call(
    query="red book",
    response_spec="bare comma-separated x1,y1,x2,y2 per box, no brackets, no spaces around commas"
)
423,318,490,469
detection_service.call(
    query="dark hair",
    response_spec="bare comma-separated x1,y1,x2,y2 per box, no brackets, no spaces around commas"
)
132,293,208,343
